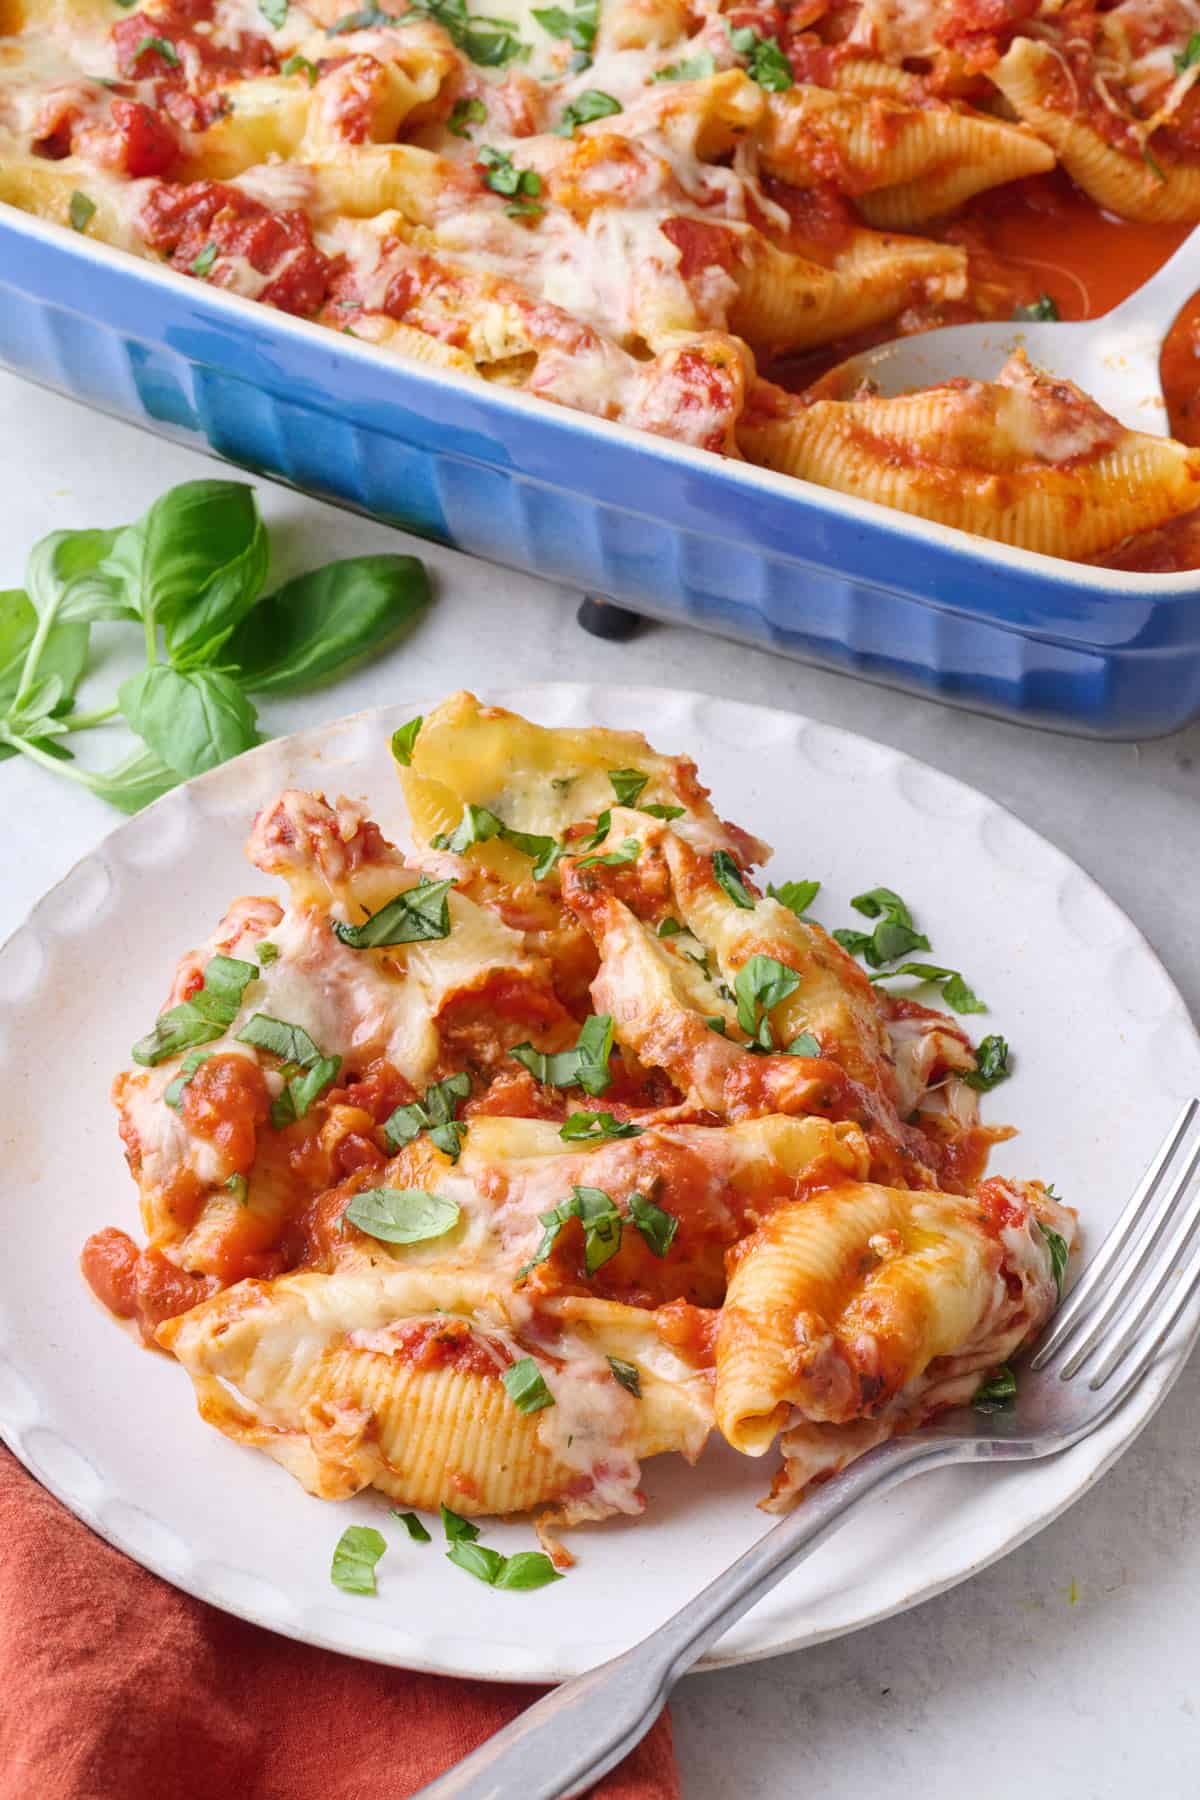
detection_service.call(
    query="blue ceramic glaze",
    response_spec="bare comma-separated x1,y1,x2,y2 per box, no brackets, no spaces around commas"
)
3,204,1198,737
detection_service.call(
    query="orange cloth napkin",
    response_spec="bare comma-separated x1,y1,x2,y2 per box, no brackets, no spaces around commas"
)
0,1449,679,1800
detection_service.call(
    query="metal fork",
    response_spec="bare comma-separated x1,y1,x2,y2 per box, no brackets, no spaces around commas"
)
415,1099,1200,1800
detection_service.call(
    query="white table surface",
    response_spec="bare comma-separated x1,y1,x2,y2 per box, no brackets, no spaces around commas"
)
3,371,1199,1799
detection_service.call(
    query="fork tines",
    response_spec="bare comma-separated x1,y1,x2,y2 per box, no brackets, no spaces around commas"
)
1031,1097,1200,1392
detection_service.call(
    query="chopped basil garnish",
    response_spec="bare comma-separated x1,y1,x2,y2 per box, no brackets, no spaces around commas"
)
441,1503,479,1542
225,1172,249,1204
734,954,801,1052
391,714,422,763
785,1031,820,1058
1012,294,1059,322
532,0,596,56
235,1013,341,1125
493,1550,563,1590
1177,30,1200,71
767,878,821,920
518,1182,622,1277
327,4,395,29
576,837,639,869
391,1507,432,1541
642,803,684,820
191,242,217,279
332,876,453,947
384,1071,470,1161
706,1015,728,1036
554,88,620,134
727,23,792,90
973,1365,1017,1412
963,1034,1010,1090
835,886,930,967
327,1,527,68
132,953,257,1066
871,962,986,1014
331,1524,386,1595
607,768,648,806
657,917,683,936
628,1190,678,1257
259,0,288,27
511,1014,614,1096
448,96,487,136
433,803,560,880
1038,1221,1069,1301
478,145,542,202
559,1111,642,1142
652,48,715,80
502,1355,555,1413
68,190,96,233
164,1048,213,1111
281,52,319,82
344,1186,461,1244
448,1540,507,1583
712,849,754,909
256,940,279,965
130,33,180,65
608,1355,641,1396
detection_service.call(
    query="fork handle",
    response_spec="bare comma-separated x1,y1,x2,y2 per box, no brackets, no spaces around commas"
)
412,1436,960,1800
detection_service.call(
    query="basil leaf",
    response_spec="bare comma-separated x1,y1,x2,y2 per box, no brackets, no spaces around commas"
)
746,34,791,89
331,1524,386,1595
502,1355,555,1413
1177,30,1200,71
652,48,715,79
77,745,179,814
532,0,595,53
628,1190,678,1257
118,665,259,779
963,1034,1010,1091
26,526,131,627
657,917,683,937
271,1055,341,1129
344,1186,461,1244
607,768,648,807
785,1031,820,1057
607,1355,641,1397
767,878,821,920
833,927,872,957
493,1550,563,1590
391,1508,432,1542
131,33,179,65
282,52,318,81
872,962,986,1014
449,96,487,135
572,1184,623,1272
384,1072,470,1161
433,803,560,880
641,803,684,820
0,588,89,712
706,1016,728,1036
256,940,279,965
559,1111,642,1142
191,242,217,278
100,480,269,667
391,715,423,764
712,850,754,909
68,190,96,233
236,1013,324,1066
577,808,611,852
576,837,639,869
973,1365,1017,1413
164,1048,213,1110
132,954,257,1065
224,556,429,694
332,877,453,948
852,887,914,927
478,146,541,198
1038,1221,1069,1301
259,0,288,24
327,3,393,28
225,1172,249,1205
447,1541,507,1584
511,1014,614,1096
441,1504,479,1542
734,954,801,1052
556,88,621,133
1012,293,1060,322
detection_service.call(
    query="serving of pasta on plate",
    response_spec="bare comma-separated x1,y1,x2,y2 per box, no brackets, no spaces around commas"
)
81,693,1076,1563
4,0,1200,566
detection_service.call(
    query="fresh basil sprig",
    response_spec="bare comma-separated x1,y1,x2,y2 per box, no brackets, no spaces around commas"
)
384,1072,470,1161
332,877,454,947
132,953,257,1066
1,482,431,811
511,1014,614,1095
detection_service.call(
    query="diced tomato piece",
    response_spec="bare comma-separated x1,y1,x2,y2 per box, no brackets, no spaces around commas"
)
110,98,180,177
140,181,337,316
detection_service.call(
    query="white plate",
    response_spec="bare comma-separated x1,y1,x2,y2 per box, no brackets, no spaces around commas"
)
1,685,1197,1683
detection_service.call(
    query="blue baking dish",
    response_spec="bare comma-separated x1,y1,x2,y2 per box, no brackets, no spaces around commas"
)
2,201,1198,738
